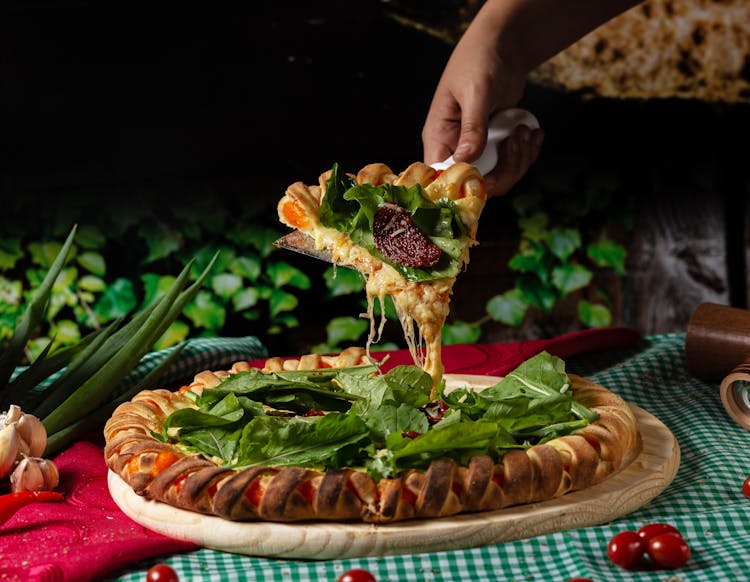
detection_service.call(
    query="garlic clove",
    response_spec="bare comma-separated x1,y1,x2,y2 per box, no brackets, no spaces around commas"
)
2,405,23,425
10,456,59,493
0,424,20,478
16,413,47,458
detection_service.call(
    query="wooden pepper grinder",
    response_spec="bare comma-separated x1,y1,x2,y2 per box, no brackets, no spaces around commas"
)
685,302,750,430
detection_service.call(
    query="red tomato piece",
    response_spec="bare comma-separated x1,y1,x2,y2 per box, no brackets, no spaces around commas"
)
336,569,377,582
647,533,691,570
743,476,750,499
146,563,179,582
566,578,595,582
607,530,646,570
637,523,682,543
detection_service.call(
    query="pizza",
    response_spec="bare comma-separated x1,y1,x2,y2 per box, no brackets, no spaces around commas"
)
104,161,639,525
103,350,640,524
277,161,487,388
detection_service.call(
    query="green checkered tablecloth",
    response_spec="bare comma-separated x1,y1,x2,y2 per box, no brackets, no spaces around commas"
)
111,334,750,581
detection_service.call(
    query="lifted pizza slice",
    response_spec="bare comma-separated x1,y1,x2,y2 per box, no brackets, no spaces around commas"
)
278,161,487,389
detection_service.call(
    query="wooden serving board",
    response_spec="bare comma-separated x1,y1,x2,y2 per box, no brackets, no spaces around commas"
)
108,375,680,560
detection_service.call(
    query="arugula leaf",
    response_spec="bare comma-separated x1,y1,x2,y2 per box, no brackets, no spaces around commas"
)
237,412,369,468
200,366,367,412
340,365,432,439
181,425,243,462
318,163,470,282
390,420,519,469
481,351,598,422
365,402,428,441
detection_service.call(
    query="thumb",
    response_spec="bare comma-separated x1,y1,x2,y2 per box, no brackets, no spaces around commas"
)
452,111,489,163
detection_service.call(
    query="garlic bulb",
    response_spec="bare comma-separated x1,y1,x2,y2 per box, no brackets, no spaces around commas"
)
0,424,20,478
10,456,60,493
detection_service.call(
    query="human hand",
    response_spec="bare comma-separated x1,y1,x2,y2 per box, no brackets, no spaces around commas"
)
422,3,543,196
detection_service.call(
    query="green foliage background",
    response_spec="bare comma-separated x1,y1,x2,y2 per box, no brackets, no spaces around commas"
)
2,164,631,360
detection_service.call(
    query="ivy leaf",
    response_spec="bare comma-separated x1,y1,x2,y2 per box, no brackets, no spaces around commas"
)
0,277,23,307
29,241,71,269
140,273,177,308
76,225,106,249
268,289,298,317
323,266,364,297
486,289,529,327
77,275,106,293
326,316,368,347
190,246,235,280
578,300,612,328
442,321,481,345
518,212,548,241
53,267,78,293
273,313,299,328
546,228,581,261
184,290,226,330
517,277,557,312
51,319,81,346
76,251,106,276
587,239,626,276
232,287,259,311
249,227,282,258
267,261,311,290
508,240,552,283
93,277,138,321
230,256,262,282
551,264,593,296
154,320,190,350
211,273,243,300
0,238,24,270
139,222,182,263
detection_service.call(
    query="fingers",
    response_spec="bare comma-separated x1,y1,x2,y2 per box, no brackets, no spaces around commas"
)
484,125,544,197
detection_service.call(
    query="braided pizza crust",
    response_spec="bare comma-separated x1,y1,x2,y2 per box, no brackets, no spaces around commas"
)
104,359,640,524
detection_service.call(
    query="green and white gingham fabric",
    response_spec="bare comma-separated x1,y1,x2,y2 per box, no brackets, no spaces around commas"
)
111,334,750,582
111,335,269,394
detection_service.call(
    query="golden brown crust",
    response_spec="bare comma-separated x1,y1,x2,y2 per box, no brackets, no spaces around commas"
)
103,365,640,523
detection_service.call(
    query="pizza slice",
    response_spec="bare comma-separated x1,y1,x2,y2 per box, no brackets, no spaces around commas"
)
278,161,487,389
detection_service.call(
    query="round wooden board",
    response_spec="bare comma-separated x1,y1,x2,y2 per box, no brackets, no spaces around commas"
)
108,374,680,560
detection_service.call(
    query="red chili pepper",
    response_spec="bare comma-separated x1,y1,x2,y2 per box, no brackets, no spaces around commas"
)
0,490,65,526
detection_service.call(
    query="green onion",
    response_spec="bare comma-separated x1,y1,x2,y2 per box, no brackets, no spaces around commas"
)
0,225,219,456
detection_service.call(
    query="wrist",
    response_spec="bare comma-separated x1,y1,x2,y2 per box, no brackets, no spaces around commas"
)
465,0,530,76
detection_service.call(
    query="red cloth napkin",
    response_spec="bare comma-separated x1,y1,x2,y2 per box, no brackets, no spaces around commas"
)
0,327,639,581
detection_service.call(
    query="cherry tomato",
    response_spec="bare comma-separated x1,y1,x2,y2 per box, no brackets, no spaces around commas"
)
336,570,377,582
566,578,595,582
637,522,682,543
743,476,750,499
647,533,691,570
146,563,179,582
607,530,645,570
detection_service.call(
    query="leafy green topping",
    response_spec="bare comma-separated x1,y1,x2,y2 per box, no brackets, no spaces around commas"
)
318,163,469,282
160,351,598,479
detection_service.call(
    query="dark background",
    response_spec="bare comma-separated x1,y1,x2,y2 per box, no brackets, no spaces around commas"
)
2,0,749,339
2,1,449,204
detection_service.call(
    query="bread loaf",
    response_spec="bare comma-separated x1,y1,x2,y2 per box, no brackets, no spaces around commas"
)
529,0,750,102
